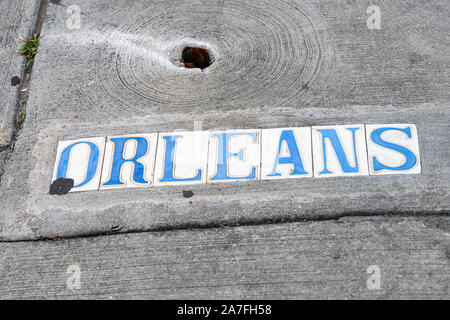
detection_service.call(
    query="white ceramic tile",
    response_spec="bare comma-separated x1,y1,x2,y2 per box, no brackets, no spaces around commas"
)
261,127,313,180
154,131,209,186
312,124,369,177
365,124,421,175
100,133,158,189
52,137,106,192
207,129,261,183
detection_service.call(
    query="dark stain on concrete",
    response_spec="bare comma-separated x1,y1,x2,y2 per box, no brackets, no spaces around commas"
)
183,190,194,198
11,76,20,86
49,178,74,195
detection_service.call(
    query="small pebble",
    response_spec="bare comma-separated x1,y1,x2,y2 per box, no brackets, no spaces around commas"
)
183,190,194,198
11,76,20,86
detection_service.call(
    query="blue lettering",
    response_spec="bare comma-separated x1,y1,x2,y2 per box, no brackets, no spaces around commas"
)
268,130,308,177
371,127,417,172
56,141,100,188
317,127,360,174
103,137,149,186
159,135,202,182
212,132,257,180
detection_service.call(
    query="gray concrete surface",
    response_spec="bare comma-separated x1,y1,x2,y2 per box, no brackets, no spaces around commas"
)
0,0,41,147
0,0,449,300
0,217,448,299
0,0,449,241
0,149,6,176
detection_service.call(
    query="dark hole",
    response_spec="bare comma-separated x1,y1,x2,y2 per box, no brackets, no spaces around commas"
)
11,76,20,86
181,47,211,69
183,190,194,198
49,178,74,195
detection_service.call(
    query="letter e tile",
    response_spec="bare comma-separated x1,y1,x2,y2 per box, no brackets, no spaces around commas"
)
207,129,261,183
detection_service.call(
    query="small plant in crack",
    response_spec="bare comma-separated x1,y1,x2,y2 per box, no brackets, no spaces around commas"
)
17,112,26,128
16,33,41,72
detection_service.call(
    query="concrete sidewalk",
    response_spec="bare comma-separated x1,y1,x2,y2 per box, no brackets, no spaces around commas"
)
0,0,448,298
1,0,449,241
0,0,41,147
1,217,448,299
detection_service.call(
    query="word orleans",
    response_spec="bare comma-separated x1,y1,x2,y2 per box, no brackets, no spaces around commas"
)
52,124,421,193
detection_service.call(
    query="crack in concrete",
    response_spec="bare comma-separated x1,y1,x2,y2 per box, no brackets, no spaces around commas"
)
2,212,449,244
0,0,448,244
0,0,49,185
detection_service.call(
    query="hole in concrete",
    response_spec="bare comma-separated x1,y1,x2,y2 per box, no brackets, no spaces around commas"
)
11,76,20,86
49,178,74,195
183,190,194,198
181,47,212,70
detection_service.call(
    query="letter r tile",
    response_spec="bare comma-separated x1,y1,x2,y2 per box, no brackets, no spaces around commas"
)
365,124,421,175
51,137,106,192
261,127,313,180
100,133,158,189
312,124,369,177
154,131,210,186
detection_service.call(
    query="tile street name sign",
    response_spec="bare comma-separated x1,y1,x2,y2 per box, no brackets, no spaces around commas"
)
51,124,421,193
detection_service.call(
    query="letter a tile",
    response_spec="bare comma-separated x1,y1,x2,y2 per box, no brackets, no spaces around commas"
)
261,127,313,180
